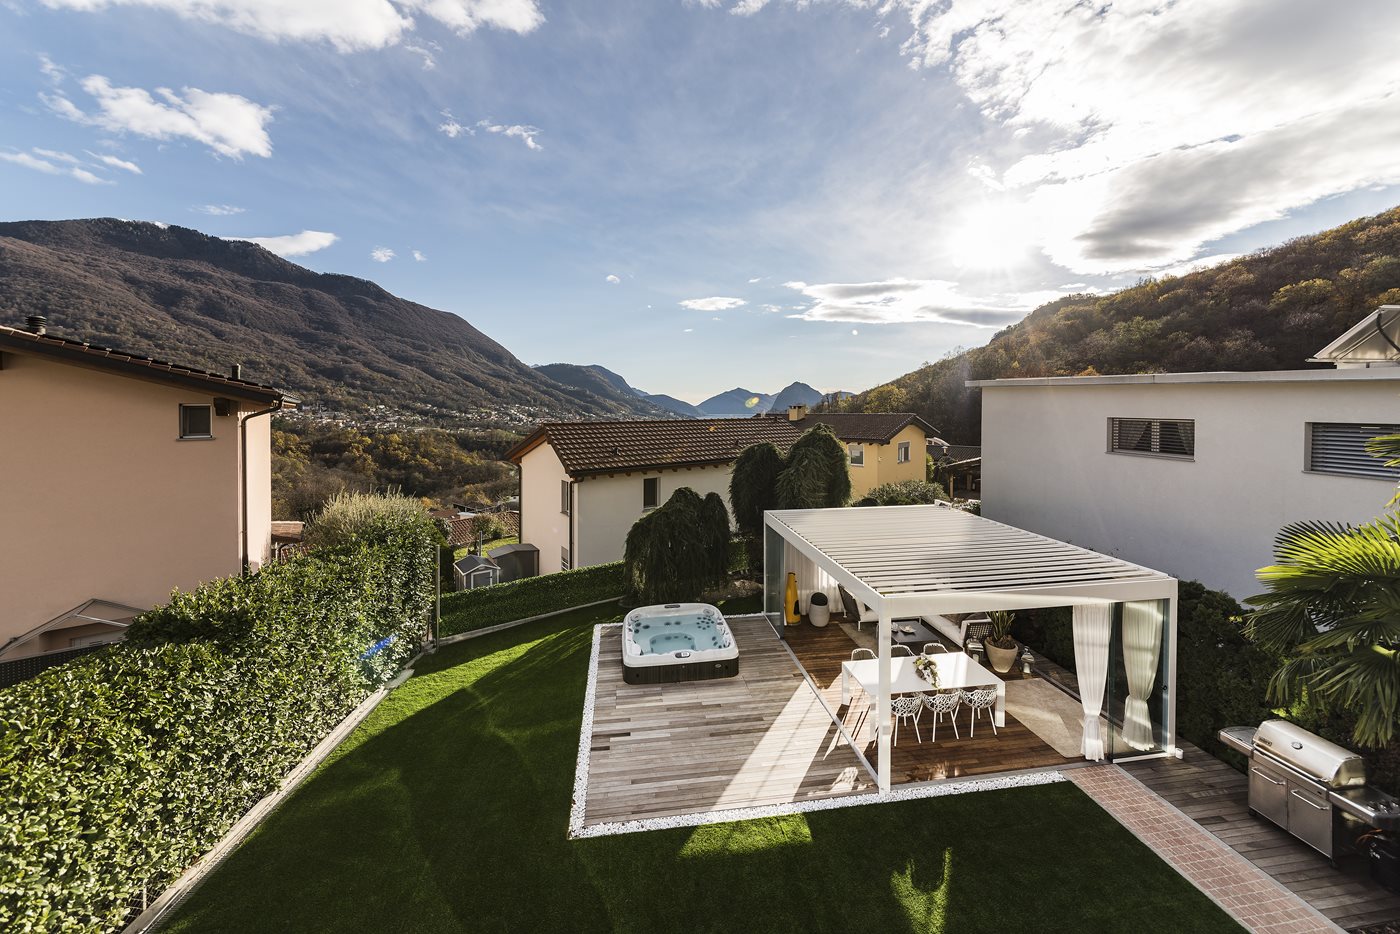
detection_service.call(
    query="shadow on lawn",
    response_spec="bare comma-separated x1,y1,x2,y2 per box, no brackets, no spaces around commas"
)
168,617,1242,934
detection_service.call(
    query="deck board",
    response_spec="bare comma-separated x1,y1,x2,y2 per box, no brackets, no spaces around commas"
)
1123,744,1400,931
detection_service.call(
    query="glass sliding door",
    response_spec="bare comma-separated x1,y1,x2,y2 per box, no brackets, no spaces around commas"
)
1105,598,1171,759
762,524,785,637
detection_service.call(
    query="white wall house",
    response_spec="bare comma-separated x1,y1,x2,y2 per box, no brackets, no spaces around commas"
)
508,409,936,575
971,308,1400,599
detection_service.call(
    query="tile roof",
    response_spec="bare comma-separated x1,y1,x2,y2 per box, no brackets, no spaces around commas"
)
507,413,936,477
0,323,298,406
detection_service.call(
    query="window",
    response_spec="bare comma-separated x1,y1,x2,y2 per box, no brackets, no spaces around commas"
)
848,443,865,466
1307,423,1400,480
897,441,911,463
1108,418,1194,459
179,404,213,440
560,479,572,515
561,547,571,571
643,477,660,510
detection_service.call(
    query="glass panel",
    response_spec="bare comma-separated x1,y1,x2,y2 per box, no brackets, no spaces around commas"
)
1106,598,1169,759
763,525,785,635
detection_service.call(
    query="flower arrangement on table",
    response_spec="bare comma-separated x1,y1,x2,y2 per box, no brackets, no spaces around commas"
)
913,654,940,689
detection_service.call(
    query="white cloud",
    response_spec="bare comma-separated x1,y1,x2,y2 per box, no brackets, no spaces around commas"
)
412,249,427,261
437,110,467,138
46,75,274,159
680,296,746,312
370,246,395,262
683,327,694,333
404,40,439,69
89,152,142,174
0,148,110,184
720,0,1400,275
194,203,246,215
37,54,66,84
747,276,763,283
605,274,620,284
38,0,543,52
784,278,1063,327
234,230,338,257
476,119,541,151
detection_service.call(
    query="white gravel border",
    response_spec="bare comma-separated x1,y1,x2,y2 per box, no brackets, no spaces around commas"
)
567,620,1064,840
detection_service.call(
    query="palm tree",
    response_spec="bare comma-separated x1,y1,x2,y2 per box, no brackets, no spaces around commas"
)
1368,433,1400,504
1244,514,1400,748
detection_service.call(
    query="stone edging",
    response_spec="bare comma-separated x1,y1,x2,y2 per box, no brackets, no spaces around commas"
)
567,620,1064,840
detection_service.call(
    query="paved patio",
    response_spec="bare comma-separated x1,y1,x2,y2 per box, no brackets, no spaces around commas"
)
1070,765,1343,934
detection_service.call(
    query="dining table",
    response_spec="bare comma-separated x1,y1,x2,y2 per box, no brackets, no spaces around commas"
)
840,652,1006,727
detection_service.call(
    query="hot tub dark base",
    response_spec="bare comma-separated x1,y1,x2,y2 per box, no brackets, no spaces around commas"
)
623,657,739,685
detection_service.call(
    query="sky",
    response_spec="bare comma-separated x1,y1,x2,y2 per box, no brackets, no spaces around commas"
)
3,1,1400,403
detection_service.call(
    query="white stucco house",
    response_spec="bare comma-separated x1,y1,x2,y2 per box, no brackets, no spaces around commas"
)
970,307,1400,598
506,408,936,574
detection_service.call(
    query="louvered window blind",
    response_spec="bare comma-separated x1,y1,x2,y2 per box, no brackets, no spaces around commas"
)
1108,418,1195,458
1308,423,1400,479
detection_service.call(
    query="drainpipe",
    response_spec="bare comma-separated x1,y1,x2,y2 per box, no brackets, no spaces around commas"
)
241,399,284,575
568,478,577,571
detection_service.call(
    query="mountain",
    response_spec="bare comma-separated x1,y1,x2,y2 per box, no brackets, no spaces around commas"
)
641,393,704,418
697,387,776,417
0,218,656,426
767,381,824,413
531,363,673,418
839,205,1400,443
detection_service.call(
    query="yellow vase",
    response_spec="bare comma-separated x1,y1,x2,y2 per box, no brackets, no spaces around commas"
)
785,572,800,625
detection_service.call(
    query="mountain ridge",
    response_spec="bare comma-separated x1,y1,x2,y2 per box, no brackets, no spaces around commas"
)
0,218,660,426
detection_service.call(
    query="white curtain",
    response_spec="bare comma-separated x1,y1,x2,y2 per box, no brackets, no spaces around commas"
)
1122,601,1164,751
782,541,840,613
1072,604,1112,761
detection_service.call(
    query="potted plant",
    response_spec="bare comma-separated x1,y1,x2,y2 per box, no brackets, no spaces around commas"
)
808,591,831,628
984,610,1021,674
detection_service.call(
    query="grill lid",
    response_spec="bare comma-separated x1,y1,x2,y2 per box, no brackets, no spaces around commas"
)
1254,719,1365,788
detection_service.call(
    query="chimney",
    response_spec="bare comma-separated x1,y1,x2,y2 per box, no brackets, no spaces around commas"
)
230,363,242,380
788,403,808,422
24,315,46,336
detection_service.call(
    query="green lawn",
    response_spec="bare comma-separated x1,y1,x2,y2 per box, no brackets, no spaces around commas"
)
166,604,1242,934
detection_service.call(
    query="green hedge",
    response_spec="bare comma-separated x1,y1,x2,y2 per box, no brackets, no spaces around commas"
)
1012,580,1278,764
0,531,435,933
440,562,623,637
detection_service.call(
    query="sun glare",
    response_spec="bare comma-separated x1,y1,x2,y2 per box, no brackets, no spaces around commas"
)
946,202,1036,272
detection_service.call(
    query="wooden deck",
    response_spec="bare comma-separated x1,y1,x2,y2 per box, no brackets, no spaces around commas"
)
783,622,1078,784
1123,744,1400,932
581,619,874,827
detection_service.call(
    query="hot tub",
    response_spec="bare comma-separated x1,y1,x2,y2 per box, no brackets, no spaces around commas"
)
622,603,740,685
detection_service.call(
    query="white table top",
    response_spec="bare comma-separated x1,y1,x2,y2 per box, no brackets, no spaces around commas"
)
842,652,1000,696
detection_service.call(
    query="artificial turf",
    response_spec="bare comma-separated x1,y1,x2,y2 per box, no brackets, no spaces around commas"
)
165,602,1243,934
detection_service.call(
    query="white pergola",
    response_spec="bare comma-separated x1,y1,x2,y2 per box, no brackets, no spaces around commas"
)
764,504,1178,792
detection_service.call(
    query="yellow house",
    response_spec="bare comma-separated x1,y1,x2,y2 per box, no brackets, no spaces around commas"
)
0,316,298,667
507,405,937,574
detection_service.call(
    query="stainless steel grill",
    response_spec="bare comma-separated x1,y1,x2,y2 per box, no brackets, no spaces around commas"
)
1220,720,1400,865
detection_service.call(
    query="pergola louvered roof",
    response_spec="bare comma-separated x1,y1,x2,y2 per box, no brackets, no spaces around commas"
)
767,504,1175,614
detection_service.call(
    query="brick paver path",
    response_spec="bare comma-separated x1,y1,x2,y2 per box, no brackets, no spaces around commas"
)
1068,765,1342,934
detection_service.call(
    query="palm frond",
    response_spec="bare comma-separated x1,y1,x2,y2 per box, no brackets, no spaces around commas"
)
1308,644,1400,747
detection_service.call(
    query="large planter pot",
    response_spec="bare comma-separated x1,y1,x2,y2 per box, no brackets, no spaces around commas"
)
985,639,1021,675
808,593,830,628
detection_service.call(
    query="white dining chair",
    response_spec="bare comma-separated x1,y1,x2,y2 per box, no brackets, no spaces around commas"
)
892,694,923,745
891,644,914,657
922,643,950,655
961,687,998,737
851,648,875,661
922,690,961,741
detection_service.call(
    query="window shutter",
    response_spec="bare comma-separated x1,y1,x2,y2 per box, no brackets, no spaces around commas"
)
1310,423,1400,479
1109,418,1194,458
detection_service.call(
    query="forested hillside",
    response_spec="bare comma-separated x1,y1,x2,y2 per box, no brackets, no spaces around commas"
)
838,207,1400,442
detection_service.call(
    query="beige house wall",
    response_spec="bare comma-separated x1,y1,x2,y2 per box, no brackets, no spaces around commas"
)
574,464,733,568
0,352,275,657
519,442,571,574
846,424,929,498
980,374,1400,598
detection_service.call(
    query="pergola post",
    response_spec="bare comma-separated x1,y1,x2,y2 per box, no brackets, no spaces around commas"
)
876,602,892,794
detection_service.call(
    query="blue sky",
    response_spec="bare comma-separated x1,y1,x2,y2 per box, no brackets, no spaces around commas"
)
3,0,1400,403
